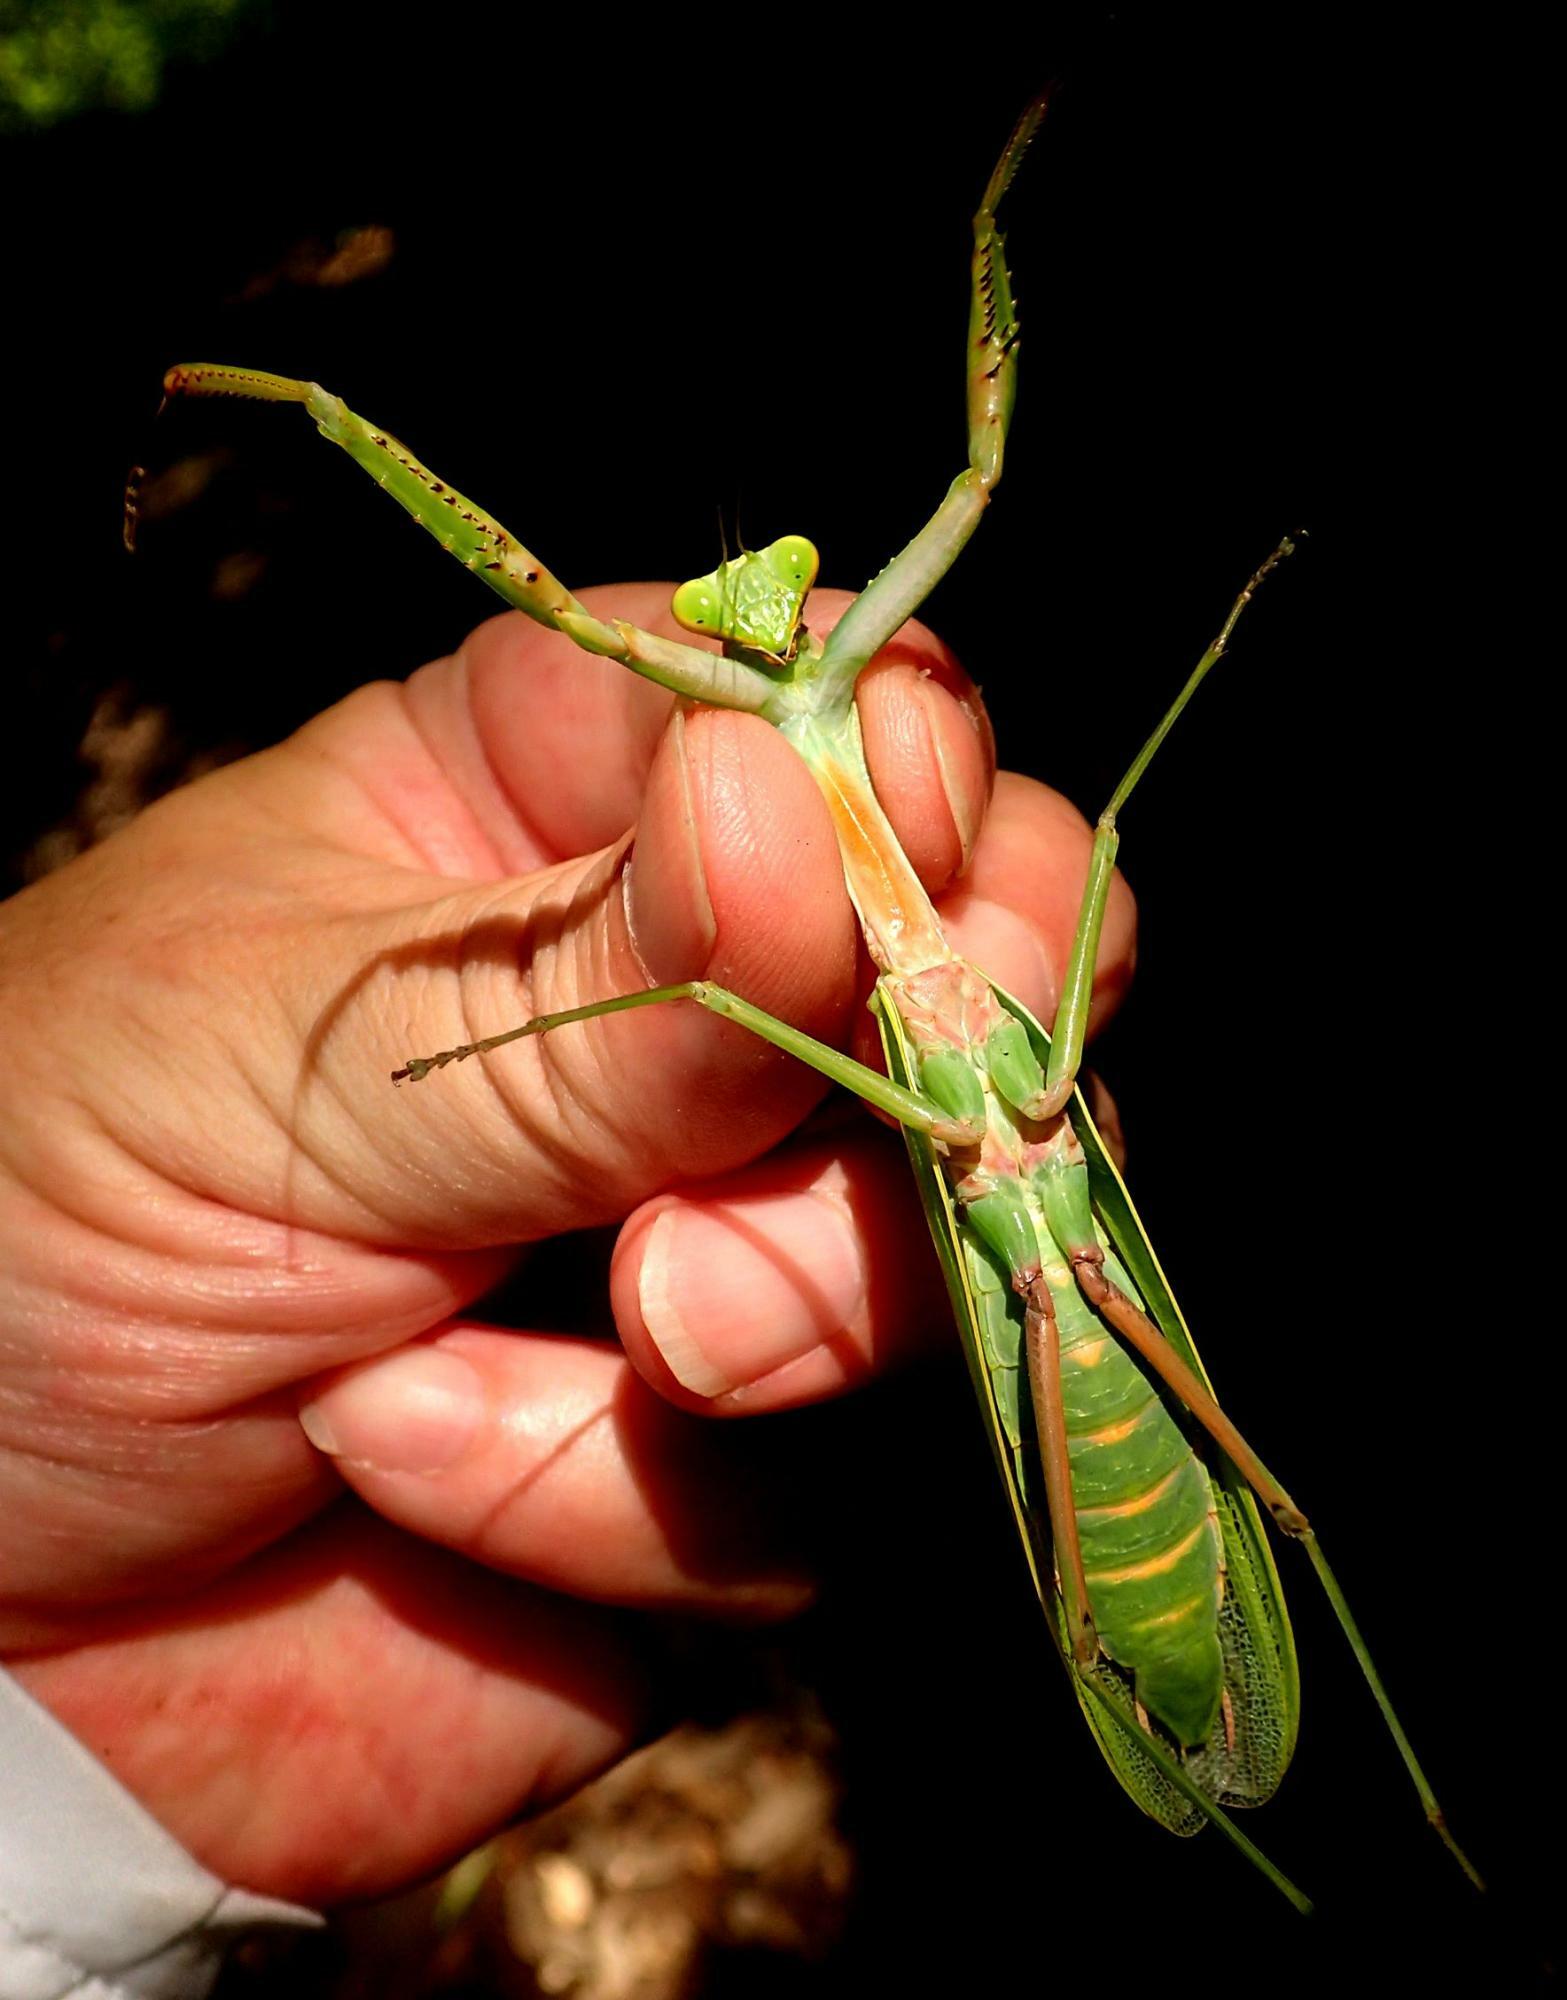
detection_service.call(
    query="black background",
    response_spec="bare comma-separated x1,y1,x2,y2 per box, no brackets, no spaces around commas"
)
3,6,1551,1992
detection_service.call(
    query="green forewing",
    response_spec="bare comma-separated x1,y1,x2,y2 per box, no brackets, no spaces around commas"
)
992,978,1302,1806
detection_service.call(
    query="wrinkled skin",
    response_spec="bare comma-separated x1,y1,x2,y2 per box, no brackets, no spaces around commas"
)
0,587,1134,1906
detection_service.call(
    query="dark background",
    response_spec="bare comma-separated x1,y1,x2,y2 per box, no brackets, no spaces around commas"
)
4,6,1550,1993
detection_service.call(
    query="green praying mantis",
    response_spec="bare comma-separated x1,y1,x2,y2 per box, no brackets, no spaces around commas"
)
142,96,1482,1914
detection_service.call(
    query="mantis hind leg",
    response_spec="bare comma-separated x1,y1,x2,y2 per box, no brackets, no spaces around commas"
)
1022,1273,1097,1666
1035,534,1300,1115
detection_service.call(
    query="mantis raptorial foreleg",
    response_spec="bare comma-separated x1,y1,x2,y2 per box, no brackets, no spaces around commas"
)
809,94,1043,707
155,366,783,714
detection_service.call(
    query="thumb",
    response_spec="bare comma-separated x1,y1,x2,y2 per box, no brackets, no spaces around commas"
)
312,700,863,1250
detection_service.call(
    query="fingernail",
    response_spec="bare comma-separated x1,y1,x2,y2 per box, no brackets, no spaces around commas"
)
299,1348,484,1474
626,708,717,982
637,1193,866,1398
918,678,982,870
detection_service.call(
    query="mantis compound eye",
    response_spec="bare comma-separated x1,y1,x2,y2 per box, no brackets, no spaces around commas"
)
763,535,818,595
671,575,721,632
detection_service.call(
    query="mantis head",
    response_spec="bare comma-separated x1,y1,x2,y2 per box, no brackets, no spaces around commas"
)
671,535,819,664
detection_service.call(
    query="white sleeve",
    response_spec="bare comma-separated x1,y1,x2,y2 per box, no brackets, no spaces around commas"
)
0,1667,322,2000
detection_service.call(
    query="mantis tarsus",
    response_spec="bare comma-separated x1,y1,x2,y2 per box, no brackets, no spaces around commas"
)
145,96,1482,1914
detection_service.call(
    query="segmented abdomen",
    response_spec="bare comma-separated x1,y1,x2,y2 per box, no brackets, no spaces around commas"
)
1054,1266,1223,1747
966,1237,1223,1748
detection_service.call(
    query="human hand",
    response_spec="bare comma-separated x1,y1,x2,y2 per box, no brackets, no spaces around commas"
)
0,587,1133,1905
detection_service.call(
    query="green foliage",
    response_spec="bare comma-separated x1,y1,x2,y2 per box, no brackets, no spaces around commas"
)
0,0,253,131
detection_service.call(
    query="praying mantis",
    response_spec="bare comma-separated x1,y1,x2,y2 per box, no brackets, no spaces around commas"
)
142,96,1483,1917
